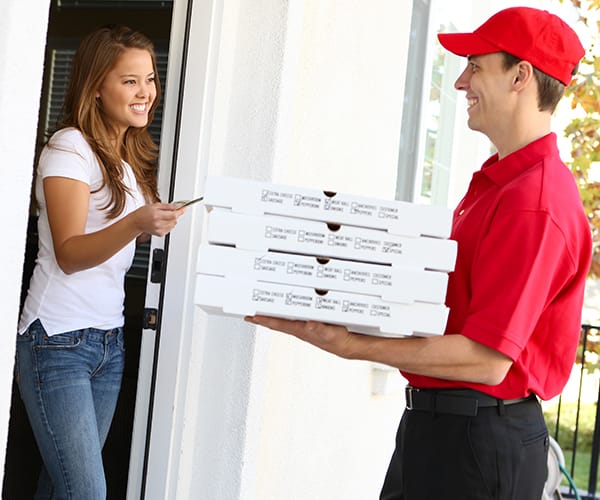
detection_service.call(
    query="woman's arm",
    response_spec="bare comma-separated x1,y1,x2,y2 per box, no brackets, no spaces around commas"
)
45,176,183,274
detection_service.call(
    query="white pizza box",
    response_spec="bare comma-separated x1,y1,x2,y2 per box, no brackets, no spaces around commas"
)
203,175,452,238
206,208,457,272
194,274,449,337
197,244,448,304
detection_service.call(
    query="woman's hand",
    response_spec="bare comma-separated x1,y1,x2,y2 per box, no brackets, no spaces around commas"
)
131,203,185,237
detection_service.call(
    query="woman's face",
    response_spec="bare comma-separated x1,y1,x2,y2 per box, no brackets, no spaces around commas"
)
96,48,156,140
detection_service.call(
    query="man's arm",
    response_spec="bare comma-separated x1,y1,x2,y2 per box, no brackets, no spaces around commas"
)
245,316,512,385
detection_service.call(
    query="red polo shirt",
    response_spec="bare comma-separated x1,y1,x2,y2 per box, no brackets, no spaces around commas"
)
404,133,592,400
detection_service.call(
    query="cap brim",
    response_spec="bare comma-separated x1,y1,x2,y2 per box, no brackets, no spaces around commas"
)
437,32,501,57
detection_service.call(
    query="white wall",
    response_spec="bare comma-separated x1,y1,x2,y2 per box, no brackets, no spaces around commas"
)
152,1,413,498
252,2,412,499
0,0,49,479
146,1,294,499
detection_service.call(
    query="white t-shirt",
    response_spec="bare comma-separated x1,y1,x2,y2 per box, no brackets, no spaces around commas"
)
19,128,146,336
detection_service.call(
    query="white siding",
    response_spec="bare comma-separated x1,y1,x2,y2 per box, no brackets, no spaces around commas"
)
0,0,49,479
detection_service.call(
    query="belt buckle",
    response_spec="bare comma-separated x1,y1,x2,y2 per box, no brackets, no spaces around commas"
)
405,386,418,410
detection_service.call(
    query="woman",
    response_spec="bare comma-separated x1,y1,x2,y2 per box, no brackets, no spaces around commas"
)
16,25,183,499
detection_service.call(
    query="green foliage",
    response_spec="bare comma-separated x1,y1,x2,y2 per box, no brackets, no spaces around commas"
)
562,449,594,491
577,326,600,372
544,400,600,490
559,0,600,276
544,400,597,452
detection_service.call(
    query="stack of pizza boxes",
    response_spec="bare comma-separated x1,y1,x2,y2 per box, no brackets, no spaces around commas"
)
195,176,457,337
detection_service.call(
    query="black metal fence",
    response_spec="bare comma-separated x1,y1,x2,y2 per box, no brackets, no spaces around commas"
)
545,324,600,499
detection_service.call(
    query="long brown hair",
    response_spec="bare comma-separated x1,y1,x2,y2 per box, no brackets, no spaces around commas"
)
59,24,161,218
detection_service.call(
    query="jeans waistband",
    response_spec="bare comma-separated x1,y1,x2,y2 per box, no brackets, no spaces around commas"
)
405,385,535,417
24,319,123,345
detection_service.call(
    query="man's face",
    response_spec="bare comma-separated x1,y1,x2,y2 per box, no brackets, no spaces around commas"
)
454,53,516,139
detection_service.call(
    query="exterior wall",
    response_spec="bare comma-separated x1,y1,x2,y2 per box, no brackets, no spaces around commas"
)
251,3,412,498
164,2,292,498
0,0,49,479
145,2,415,498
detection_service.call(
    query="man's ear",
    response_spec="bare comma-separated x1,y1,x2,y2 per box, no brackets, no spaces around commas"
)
513,61,534,88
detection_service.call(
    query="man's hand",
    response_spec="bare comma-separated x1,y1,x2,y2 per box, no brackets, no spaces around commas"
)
245,316,358,359
245,314,513,385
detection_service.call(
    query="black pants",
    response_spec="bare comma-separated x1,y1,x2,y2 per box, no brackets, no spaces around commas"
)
379,395,549,500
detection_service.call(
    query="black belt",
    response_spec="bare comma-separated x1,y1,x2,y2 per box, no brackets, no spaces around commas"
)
405,386,535,417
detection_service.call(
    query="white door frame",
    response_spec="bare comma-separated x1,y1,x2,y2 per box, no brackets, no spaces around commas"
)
126,0,223,498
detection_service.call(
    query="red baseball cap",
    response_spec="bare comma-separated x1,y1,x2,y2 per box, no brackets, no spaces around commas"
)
437,7,585,86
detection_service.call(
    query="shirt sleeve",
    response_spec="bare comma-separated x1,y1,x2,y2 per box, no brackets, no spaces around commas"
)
461,209,576,360
38,129,95,186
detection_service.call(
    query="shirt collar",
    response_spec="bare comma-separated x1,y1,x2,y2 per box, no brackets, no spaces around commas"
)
480,133,559,186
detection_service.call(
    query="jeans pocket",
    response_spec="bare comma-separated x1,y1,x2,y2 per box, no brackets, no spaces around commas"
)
15,320,41,383
17,331,31,342
17,318,40,342
37,331,83,350
116,328,126,353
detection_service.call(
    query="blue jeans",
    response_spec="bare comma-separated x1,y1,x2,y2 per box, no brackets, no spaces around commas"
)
16,319,125,500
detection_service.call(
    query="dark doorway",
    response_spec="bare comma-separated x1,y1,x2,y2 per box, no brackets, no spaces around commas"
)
2,1,173,498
